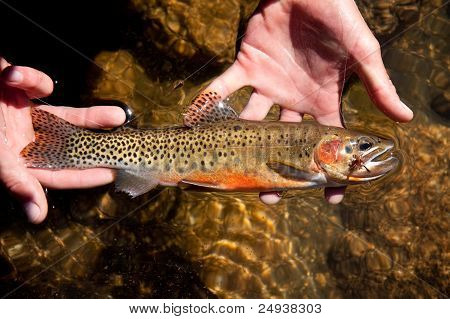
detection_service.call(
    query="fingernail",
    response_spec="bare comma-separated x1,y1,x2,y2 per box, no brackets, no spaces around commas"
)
400,101,414,118
4,69,23,84
326,192,345,204
24,201,41,223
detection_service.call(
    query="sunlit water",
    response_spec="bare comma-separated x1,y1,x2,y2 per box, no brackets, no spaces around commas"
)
0,0,448,298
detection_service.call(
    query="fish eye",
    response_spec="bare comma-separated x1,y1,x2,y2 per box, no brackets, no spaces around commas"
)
345,145,353,153
358,139,373,151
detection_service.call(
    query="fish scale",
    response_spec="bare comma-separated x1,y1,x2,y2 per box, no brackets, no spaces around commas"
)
55,120,321,174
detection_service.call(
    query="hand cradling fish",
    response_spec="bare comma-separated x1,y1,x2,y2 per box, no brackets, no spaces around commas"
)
20,91,399,197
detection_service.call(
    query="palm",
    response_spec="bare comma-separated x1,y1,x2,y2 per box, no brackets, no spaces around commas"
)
0,86,34,154
209,0,412,126
239,0,354,125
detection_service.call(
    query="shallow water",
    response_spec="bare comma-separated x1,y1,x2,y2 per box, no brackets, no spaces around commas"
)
0,0,448,298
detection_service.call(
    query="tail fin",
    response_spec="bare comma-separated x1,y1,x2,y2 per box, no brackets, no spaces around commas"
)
21,108,83,169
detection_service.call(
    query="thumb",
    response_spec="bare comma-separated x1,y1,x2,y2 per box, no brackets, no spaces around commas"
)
0,149,48,223
1,65,54,99
204,61,248,102
356,47,413,122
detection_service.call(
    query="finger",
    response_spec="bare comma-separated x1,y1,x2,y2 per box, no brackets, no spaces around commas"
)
324,186,345,204
259,192,281,205
279,108,303,122
29,168,115,189
38,105,126,129
314,109,343,127
1,66,54,98
0,57,11,71
0,149,48,223
240,91,273,120
204,61,248,100
356,51,413,122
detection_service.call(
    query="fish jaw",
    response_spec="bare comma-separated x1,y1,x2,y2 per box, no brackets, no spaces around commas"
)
347,140,399,182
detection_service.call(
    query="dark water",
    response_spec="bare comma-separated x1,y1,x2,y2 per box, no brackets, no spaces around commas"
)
0,0,448,298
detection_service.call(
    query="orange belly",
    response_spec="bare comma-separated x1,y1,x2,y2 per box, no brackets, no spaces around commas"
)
160,168,313,191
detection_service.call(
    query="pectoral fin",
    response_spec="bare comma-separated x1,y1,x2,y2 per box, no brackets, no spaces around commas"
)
180,179,221,189
266,162,326,184
115,170,159,198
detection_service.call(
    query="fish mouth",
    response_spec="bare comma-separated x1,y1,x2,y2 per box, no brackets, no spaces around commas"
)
348,140,399,182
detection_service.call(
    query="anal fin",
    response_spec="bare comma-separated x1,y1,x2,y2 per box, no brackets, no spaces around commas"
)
115,170,159,198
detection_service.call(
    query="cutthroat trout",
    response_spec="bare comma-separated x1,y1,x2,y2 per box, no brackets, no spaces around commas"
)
21,91,399,197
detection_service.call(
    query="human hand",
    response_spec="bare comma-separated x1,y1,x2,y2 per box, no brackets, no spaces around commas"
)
0,57,125,223
204,0,413,204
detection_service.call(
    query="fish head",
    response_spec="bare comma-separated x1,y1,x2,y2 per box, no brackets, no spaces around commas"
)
314,131,399,184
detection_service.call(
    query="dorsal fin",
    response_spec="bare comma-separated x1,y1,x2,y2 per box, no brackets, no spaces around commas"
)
183,90,238,127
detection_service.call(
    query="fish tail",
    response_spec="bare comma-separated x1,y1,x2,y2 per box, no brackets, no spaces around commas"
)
20,108,84,169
